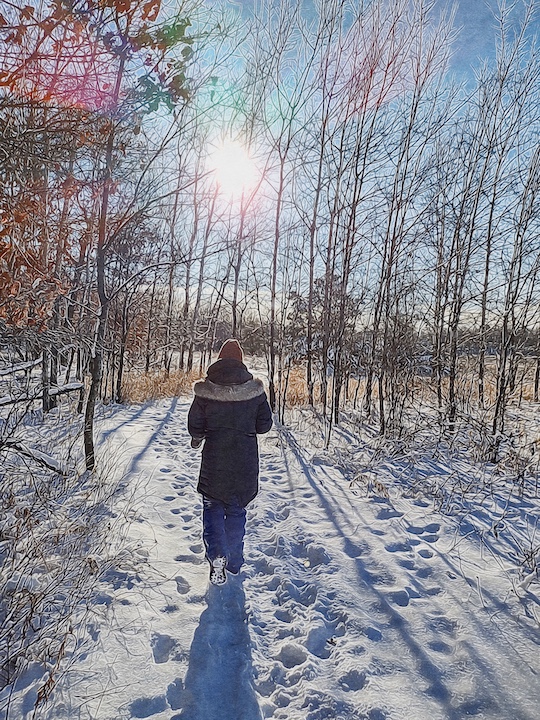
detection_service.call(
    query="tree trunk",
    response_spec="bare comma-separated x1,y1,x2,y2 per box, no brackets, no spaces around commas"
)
84,56,125,470
42,347,51,414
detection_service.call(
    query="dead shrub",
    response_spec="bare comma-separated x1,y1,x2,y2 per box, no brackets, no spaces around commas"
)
121,369,203,404
0,416,129,719
284,366,310,407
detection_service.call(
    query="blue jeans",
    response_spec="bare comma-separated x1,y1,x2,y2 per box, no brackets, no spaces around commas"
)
202,496,246,573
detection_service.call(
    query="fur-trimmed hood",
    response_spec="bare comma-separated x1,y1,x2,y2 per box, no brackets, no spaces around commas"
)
193,378,266,402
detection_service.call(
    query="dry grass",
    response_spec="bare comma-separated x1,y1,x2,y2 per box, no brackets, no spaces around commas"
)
122,360,539,415
121,369,203,404
283,365,310,406
279,358,540,430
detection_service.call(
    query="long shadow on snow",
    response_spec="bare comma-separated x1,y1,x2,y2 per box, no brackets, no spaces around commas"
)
99,401,151,441
175,576,262,720
280,427,536,720
100,397,180,476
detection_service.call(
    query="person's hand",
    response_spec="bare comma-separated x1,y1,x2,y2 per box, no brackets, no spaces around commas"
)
191,437,204,449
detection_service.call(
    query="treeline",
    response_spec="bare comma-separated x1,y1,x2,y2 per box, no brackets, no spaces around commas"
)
2,0,540,464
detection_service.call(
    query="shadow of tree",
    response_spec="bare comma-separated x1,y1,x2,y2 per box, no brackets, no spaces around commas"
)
174,577,262,720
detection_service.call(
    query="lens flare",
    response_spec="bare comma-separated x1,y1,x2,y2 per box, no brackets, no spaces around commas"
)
209,140,258,197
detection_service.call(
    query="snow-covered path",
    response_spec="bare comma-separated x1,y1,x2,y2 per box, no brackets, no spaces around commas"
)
45,398,539,720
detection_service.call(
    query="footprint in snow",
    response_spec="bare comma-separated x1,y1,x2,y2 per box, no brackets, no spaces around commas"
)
273,689,292,707
268,505,290,522
151,633,177,663
255,678,276,697
175,553,204,565
162,604,179,613
407,523,440,536
283,669,304,687
252,556,276,576
384,541,411,553
363,567,396,586
265,575,281,592
377,507,404,520
305,620,342,659
398,559,416,570
300,689,360,720
94,593,113,606
274,607,294,623
389,589,410,607
363,626,383,642
407,525,427,535
277,643,308,668
166,678,184,711
339,669,367,692
277,579,317,607
175,576,190,594
405,585,422,600
343,538,369,558
305,544,331,568
428,639,453,654
261,535,289,559
129,695,167,718
418,548,433,558
429,615,457,637
367,709,387,720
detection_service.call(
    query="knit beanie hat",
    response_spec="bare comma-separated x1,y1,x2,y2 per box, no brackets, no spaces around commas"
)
218,338,243,362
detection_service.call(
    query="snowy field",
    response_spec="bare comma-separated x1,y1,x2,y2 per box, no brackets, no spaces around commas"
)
3,395,540,720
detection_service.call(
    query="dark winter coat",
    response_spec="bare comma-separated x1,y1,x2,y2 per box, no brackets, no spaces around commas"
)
187,358,273,507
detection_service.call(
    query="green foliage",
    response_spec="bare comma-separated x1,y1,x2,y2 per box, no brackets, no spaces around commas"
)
0,1,199,114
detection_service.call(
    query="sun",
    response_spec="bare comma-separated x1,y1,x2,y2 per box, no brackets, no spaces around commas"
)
208,139,258,197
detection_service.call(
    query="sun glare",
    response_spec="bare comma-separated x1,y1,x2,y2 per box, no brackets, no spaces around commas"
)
209,140,258,197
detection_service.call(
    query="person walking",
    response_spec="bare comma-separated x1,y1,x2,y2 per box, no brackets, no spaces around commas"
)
187,339,273,585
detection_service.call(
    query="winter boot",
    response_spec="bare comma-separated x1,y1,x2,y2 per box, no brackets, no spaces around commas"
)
209,556,227,586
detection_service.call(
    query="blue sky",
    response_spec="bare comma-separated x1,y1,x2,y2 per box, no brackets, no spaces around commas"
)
226,0,532,76
450,0,500,70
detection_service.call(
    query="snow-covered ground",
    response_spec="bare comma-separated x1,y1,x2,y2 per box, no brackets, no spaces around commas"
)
5,396,540,720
